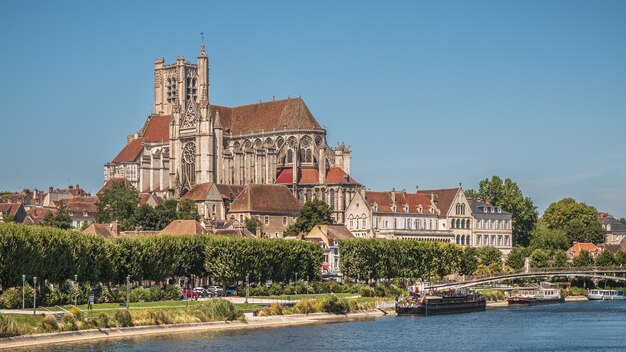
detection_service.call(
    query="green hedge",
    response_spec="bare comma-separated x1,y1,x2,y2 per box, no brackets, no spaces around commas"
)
339,239,462,281
0,223,322,288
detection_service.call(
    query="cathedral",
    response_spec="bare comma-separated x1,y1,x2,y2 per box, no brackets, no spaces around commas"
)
104,45,360,223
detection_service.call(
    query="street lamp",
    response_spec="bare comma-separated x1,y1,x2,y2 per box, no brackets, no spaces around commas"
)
33,277,37,315
184,277,189,305
245,273,250,304
22,275,25,310
74,274,78,307
295,273,298,296
126,276,130,309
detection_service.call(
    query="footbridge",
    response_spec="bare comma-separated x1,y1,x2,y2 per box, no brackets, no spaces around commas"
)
426,267,626,291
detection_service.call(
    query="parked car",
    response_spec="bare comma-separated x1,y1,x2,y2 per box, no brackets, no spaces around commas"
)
193,287,211,297
207,285,224,296
224,287,237,297
181,288,198,299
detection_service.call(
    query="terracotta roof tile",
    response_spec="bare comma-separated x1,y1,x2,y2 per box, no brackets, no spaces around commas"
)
98,178,133,195
365,191,436,214
142,115,170,142
415,188,460,215
212,98,322,135
112,137,146,163
275,167,358,185
229,184,301,215
0,203,22,217
325,225,355,240
182,183,213,201
160,220,207,235
83,224,117,238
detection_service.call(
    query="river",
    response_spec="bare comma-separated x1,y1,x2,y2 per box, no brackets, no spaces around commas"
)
35,301,626,351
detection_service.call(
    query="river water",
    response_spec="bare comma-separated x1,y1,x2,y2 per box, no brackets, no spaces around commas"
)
37,301,626,351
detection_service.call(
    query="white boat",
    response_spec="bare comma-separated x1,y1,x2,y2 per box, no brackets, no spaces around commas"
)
587,289,626,301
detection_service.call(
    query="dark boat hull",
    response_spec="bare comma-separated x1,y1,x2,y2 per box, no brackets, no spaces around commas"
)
507,297,564,305
396,299,487,315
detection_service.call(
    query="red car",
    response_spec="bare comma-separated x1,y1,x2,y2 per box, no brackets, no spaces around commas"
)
181,288,198,299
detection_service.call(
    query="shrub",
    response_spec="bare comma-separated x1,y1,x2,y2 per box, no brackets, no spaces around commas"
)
251,285,268,296
0,286,34,309
137,309,173,325
70,306,84,321
374,285,387,297
260,303,283,316
569,287,587,296
480,289,505,301
195,299,242,322
61,313,79,331
115,309,134,327
163,285,182,300
97,313,111,328
294,299,316,314
269,283,283,296
282,285,295,295
359,286,375,297
0,313,19,337
39,314,60,332
318,295,350,314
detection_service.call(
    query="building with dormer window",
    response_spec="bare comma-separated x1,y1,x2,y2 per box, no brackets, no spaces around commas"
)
469,199,513,255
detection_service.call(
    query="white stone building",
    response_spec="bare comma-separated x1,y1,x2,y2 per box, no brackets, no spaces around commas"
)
469,199,513,255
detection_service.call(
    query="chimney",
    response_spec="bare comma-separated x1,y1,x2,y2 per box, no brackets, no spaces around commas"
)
49,186,54,193
391,188,396,203
110,221,120,235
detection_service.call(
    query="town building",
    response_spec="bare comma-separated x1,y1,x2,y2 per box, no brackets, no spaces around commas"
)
344,188,451,241
0,203,26,223
303,225,354,274
181,183,244,221
598,212,626,245
83,222,120,238
43,185,90,207
227,184,301,237
60,196,99,229
469,199,513,255
103,45,357,224
567,242,603,259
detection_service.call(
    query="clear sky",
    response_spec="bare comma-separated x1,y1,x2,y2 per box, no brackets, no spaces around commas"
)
0,0,624,217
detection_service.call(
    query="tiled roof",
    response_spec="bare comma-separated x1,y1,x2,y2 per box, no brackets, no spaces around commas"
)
61,196,99,213
209,228,255,238
142,115,170,142
214,184,245,201
83,224,117,238
325,225,355,240
229,184,301,215
182,183,213,201
275,167,358,185
112,137,146,163
469,199,512,216
211,98,322,135
160,220,206,235
98,178,133,195
567,242,602,257
365,191,436,214
0,203,23,217
415,188,460,216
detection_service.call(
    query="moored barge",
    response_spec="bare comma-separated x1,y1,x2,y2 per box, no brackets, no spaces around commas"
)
396,287,486,316
507,287,564,305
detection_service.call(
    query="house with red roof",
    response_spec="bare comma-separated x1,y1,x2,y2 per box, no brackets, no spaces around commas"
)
227,184,301,237
181,183,244,221
304,225,355,273
0,203,26,223
567,242,603,259
344,188,453,242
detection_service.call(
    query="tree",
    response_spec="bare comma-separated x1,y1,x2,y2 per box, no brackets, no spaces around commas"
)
595,250,616,267
41,207,72,230
177,199,199,221
466,176,538,246
529,226,569,251
460,247,479,275
134,205,159,231
572,249,594,267
95,182,139,230
155,199,178,230
244,217,263,235
290,200,334,235
477,246,502,267
542,198,605,244
506,246,531,270
620,218,626,225
529,248,552,268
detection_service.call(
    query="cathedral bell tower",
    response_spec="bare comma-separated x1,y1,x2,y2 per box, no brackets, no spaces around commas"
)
164,42,215,197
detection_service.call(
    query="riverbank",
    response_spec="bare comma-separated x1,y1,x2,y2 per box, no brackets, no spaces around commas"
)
0,310,386,350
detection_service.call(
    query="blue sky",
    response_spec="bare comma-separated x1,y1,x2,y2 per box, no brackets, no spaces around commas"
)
0,0,624,216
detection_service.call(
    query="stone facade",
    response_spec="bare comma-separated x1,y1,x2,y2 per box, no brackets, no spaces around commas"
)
469,199,513,255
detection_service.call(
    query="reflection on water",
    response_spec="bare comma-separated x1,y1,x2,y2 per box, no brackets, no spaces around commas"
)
28,301,626,352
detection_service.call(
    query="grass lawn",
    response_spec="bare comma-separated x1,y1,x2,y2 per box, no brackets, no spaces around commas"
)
250,293,355,300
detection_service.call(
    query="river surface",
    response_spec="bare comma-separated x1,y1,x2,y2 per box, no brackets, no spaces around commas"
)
37,301,626,351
